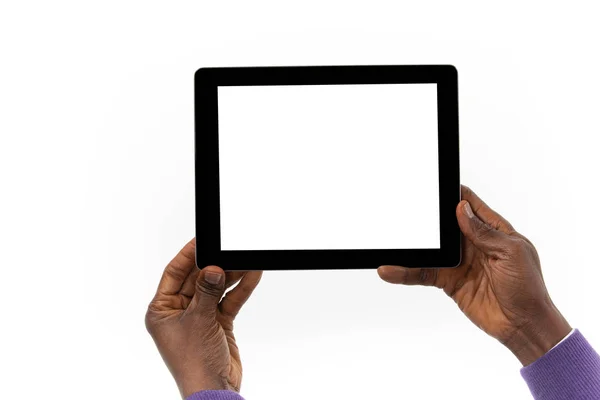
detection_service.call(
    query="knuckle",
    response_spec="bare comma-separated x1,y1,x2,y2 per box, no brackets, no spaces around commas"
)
219,303,239,320
508,237,536,259
507,238,527,254
418,268,439,286
164,263,188,281
489,218,504,231
474,222,494,241
195,280,221,298
144,306,159,335
511,232,533,246
503,219,516,233
446,277,466,298
236,284,252,297
452,278,465,294
462,185,473,198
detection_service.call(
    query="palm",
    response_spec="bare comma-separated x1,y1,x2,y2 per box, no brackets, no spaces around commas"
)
453,233,549,338
153,300,242,386
437,240,515,340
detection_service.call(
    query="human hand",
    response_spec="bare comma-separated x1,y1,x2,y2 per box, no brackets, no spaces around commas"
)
145,238,262,398
378,186,571,366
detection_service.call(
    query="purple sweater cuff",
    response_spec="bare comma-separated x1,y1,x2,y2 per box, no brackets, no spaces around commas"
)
521,329,600,399
186,390,245,400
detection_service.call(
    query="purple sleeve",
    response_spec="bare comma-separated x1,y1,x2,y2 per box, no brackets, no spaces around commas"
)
186,390,245,400
521,329,600,399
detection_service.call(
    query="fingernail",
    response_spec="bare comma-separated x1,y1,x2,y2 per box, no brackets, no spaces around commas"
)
204,271,222,285
464,202,474,219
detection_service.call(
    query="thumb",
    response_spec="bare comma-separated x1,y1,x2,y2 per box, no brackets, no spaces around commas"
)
187,266,226,315
457,200,509,257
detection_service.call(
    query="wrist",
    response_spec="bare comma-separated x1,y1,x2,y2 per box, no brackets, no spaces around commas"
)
178,373,231,399
503,304,571,366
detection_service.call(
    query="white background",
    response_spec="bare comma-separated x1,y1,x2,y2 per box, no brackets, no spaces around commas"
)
1,1,599,399
218,84,440,250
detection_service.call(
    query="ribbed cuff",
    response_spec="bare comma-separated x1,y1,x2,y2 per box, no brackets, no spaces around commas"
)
521,329,600,399
186,390,245,400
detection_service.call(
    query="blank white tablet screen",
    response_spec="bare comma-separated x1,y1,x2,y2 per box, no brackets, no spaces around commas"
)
217,84,440,250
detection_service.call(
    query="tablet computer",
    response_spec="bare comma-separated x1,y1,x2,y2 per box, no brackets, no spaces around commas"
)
195,65,460,271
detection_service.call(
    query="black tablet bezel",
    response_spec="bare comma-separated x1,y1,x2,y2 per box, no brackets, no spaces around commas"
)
195,65,461,270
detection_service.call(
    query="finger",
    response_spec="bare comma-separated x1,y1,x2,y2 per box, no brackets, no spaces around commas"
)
461,185,515,234
180,270,245,298
180,268,201,298
457,200,510,257
219,271,263,319
186,266,227,316
377,265,440,287
225,271,247,290
156,238,197,296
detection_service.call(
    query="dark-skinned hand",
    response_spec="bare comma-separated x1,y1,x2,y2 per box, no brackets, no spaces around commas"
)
378,185,571,366
145,238,262,398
